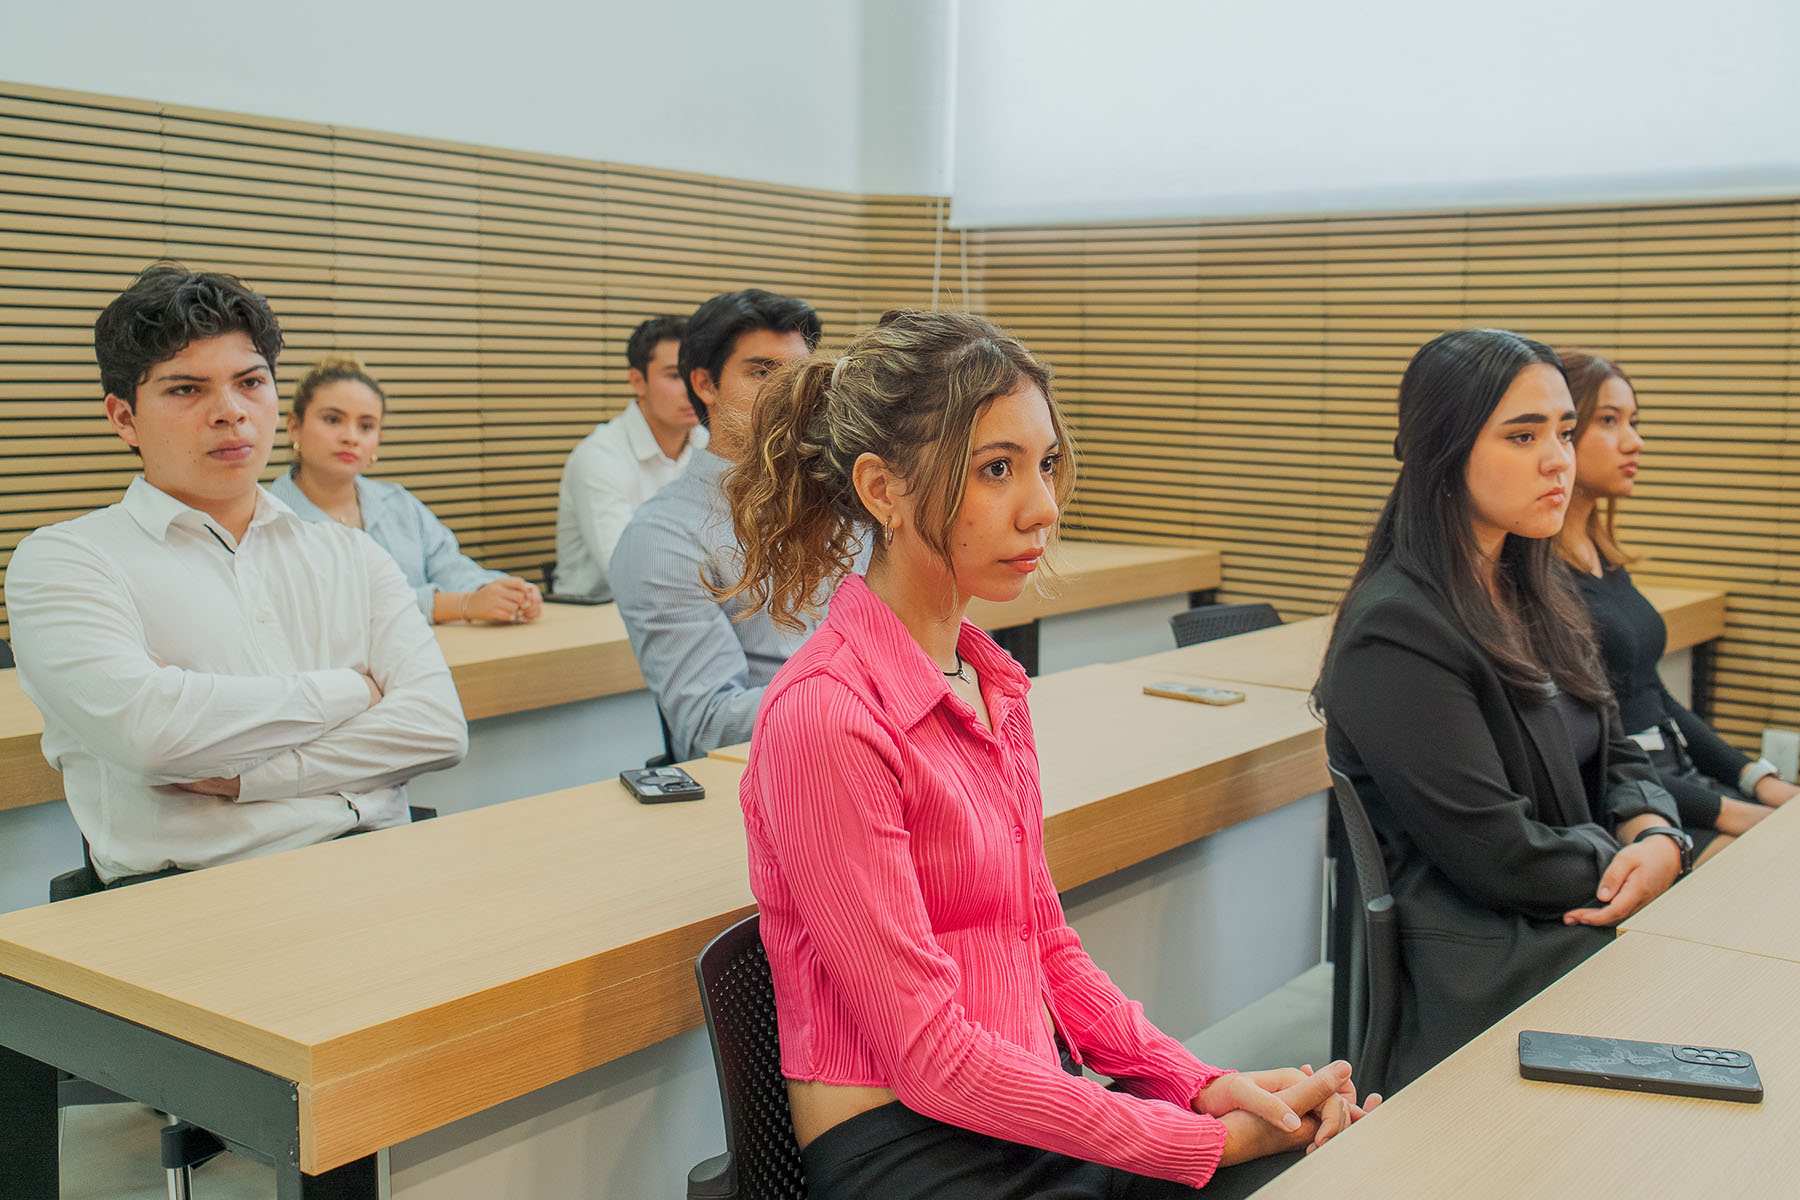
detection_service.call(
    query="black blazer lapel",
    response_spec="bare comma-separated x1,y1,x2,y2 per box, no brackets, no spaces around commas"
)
1511,689,1594,826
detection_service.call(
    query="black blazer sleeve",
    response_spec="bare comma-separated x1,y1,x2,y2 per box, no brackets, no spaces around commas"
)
1328,596,1622,920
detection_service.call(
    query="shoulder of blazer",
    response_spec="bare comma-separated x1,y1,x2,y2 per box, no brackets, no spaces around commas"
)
1333,561,1484,681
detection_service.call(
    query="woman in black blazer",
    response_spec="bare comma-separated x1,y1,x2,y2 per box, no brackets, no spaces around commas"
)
1316,329,1685,1090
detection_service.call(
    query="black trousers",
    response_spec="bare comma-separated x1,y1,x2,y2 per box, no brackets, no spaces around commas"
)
801,1101,1301,1200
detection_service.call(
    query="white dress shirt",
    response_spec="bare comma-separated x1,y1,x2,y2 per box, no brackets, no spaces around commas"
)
554,403,706,600
5,478,469,882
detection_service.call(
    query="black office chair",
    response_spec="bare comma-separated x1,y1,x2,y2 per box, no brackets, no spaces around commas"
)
688,913,807,1200
540,560,557,593
0,638,14,669
647,707,679,769
1168,602,1281,648
1325,762,1401,1099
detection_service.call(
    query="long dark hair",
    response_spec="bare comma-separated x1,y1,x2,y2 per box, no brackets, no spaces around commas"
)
1555,348,1636,570
1318,328,1610,706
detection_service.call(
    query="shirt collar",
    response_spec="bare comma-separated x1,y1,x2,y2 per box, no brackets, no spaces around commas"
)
687,446,730,483
353,474,394,523
121,476,301,544
828,573,1031,732
619,403,707,465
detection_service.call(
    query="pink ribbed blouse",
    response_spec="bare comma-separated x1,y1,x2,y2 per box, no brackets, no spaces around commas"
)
740,574,1231,1188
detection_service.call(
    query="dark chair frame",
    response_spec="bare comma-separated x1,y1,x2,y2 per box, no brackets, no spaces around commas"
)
688,913,807,1200
1324,762,1401,1098
1168,602,1281,648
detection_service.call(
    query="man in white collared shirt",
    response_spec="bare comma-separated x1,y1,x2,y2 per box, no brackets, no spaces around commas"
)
553,316,707,599
4,264,468,885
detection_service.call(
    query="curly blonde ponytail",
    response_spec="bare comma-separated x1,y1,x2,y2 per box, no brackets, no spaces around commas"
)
720,310,1073,631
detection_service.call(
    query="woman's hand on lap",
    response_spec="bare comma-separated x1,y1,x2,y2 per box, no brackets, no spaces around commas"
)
1563,836,1681,926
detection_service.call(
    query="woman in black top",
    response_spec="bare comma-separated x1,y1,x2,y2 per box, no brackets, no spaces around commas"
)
1555,349,1793,860
1316,329,1684,1089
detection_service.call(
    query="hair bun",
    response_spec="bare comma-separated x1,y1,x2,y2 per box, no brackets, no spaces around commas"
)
313,351,367,373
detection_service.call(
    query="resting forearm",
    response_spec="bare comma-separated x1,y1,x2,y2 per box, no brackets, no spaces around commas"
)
431,590,466,624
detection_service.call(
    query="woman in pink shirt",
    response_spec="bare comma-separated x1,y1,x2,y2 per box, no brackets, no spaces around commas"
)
722,310,1376,1198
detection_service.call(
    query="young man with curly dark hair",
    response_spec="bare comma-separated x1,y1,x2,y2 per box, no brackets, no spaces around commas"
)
5,264,467,885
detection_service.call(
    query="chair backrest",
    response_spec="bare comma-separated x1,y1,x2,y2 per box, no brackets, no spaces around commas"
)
1325,762,1401,1098
1169,602,1281,648
692,913,807,1200
49,836,104,903
647,707,679,769
540,560,557,593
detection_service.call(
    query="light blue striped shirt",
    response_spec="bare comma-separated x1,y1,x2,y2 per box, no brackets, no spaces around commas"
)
269,470,504,620
610,450,868,758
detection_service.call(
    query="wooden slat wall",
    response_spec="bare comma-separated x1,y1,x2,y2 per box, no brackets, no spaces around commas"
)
0,81,952,636
968,201,1800,749
3,79,1792,751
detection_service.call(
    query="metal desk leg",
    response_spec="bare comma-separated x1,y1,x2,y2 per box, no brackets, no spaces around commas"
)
279,1152,380,1200
0,1044,57,1200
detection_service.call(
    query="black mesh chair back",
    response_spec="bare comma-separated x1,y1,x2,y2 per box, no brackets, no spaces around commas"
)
1169,602,1281,648
647,707,679,769
1325,761,1401,1098
689,913,807,1200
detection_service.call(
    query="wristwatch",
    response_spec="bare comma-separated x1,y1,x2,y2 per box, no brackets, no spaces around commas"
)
1738,758,1780,799
1634,825,1695,877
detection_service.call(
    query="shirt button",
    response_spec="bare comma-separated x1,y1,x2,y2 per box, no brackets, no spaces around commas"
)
1012,825,1024,844
1018,923,1031,941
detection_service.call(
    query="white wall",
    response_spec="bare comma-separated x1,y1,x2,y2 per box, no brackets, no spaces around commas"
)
952,0,1800,226
0,0,953,196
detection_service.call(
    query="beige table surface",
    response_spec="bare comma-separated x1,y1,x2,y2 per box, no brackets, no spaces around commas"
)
0,654,1320,1174
429,596,642,721
965,539,1221,630
1121,582,1726,697
1620,788,1800,964
1,539,1223,812
1251,930,1795,1198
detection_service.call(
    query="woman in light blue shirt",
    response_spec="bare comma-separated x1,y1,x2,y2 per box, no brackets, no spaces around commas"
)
272,355,543,624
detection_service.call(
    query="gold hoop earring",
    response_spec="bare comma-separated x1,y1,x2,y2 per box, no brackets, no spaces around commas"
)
883,518,895,546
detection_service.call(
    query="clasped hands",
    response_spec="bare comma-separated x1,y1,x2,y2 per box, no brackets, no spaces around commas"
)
1199,1060,1380,1165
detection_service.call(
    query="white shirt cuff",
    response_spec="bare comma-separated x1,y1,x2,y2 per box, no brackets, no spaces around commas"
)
308,668,374,730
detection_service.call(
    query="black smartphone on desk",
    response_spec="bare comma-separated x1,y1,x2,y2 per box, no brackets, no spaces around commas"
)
546,592,607,606
620,767,706,803
1518,1030,1763,1103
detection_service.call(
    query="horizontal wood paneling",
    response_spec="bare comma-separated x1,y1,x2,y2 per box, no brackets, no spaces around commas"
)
970,201,1800,749
0,82,952,638
2,79,1792,754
